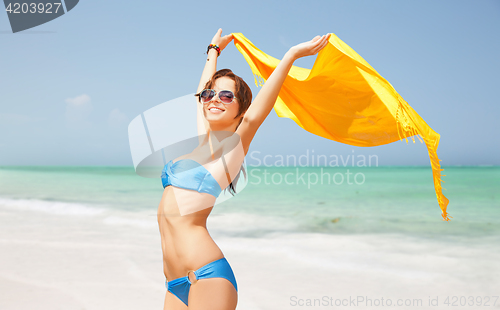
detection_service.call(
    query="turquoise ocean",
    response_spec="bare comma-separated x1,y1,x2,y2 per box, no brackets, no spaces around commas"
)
3,165,499,310
1,165,498,239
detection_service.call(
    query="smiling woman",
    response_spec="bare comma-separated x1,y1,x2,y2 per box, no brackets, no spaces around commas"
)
157,28,331,310
195,68,253,134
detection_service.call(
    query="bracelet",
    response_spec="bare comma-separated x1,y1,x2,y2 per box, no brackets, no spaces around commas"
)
206,44,221,57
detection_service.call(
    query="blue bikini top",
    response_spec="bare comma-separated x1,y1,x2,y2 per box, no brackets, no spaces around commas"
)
161,159,222,198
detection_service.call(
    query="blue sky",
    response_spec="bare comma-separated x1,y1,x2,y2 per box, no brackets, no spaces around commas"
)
1,0,499,166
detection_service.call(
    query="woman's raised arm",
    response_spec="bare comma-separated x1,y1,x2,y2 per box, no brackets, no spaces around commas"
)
196,29,234,94
196,29,234,136
235,33,331,155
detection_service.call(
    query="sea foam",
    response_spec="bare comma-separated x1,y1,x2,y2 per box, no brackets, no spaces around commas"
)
0,197,105,216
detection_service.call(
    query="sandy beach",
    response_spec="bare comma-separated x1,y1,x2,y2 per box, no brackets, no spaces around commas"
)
1,199,499,310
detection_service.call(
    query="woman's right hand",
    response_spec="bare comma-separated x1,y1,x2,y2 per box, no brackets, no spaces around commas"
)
211,28,234,52
288,33,331,60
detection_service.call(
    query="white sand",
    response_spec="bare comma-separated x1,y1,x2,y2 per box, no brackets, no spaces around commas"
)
1,204,499,310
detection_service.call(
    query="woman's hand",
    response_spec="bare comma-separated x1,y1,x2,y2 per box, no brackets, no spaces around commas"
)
211,28,234,52
288,33,331,60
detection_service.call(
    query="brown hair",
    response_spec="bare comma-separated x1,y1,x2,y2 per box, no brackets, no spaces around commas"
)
198,69,252,129
197,69,251,195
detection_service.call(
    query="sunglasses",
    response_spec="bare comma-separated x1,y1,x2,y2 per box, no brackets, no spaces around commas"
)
197,89,238,105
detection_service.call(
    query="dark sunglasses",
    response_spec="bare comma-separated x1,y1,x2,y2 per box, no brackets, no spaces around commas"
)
196,89,237,104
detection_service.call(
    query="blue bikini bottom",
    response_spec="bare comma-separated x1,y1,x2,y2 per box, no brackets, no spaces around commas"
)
165,257,238,306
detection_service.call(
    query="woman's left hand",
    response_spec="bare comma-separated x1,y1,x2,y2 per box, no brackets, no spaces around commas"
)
288,33,331,60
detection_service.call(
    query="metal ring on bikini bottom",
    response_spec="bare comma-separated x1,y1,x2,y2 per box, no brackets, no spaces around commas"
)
186,270,198,284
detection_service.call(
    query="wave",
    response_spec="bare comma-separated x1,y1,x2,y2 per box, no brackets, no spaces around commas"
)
0,197,105,216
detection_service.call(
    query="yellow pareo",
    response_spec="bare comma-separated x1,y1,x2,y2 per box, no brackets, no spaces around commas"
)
232,33,450,221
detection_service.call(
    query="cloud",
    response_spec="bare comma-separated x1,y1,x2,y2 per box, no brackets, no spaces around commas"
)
108,108,129,129
65,94,92,128
65,94,91,105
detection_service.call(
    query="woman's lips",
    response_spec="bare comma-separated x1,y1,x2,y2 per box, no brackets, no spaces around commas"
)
208,107,225,114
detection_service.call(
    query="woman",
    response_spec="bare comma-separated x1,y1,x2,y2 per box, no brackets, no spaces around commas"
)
157,28,330,310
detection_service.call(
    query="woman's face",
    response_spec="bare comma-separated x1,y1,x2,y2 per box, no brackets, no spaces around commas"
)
203,77,241,129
